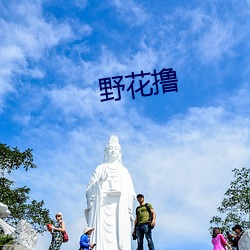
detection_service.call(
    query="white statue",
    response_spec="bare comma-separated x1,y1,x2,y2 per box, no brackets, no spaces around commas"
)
13,220,38,250
0,202,15,235
0,202,11,218
0,203,38,250
239,229,250,250
85,135,136,250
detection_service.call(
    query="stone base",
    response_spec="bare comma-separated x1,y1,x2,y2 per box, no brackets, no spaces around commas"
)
239,229,250,250
1,245,26,250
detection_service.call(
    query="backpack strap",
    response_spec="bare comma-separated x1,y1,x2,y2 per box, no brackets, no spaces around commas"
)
144,203,151,215
136,203,151,216
136,206,139,216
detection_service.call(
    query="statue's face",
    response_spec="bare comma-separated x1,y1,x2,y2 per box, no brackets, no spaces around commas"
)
107,142,121,160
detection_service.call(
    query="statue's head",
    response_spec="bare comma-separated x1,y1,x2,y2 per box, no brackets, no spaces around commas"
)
104,135,122,163
0,202,10,218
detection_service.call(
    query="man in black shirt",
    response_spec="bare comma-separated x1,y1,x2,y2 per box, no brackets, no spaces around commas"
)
230,225,244,250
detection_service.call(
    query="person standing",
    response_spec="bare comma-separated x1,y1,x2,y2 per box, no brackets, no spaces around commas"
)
133,194,156,250
79,227,96,250
231,225,244,250
49,212,66,250
211,227,232,250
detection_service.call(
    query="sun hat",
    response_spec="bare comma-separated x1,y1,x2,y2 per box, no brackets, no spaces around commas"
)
55,212,63,218
84,227,95,234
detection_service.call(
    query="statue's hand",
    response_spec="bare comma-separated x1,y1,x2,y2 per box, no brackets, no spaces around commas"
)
129,213,135,222
86,195,95,209
87,201,92,208
101,171,108,181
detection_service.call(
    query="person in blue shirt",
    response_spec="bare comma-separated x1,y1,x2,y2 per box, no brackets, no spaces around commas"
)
79,227,96,250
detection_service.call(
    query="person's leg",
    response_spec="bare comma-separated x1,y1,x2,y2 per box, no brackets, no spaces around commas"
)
52,238,62,250
49,238,55,250
145,225,155,250
136,224,146,250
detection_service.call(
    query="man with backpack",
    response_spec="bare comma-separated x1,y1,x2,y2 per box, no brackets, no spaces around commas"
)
132,194,156,250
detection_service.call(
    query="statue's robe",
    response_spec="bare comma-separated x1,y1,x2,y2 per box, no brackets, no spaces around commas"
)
85,163,135,250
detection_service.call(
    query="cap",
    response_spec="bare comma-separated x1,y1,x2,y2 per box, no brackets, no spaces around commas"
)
232,225,243,231
136,194,144,198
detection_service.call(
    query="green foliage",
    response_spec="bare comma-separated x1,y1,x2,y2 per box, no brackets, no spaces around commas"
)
0,144,36,175
0,234,14,246
0,143,52,234
210,167,250,232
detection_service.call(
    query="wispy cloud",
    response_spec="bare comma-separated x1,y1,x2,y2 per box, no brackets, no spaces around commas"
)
196,20,235,62
73,0,87,9
112,0,148,26
48,84,126,120
0,0,74,110
12,99,250,249
1,1,250,250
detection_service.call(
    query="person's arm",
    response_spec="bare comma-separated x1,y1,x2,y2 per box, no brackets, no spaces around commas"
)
89,243,96,249
219,234,232,250
80,234,91,248
229,233,237,239
150,208,156,227
132,214,138,236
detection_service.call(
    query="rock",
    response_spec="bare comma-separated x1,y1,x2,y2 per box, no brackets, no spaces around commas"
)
238,229,250,250
2,245,26,250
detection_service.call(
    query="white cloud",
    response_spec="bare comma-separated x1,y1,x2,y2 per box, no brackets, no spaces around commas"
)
79,44,159,87
188,8,210,33
0,2,73,57
112,0,148,26
0,1,74,110
0,45,25,108
196,20,235,62
155,6,246,67
2,1,250,250
48,84,127,121
11,99,250,249
81,47,128,85
42,44,160,120
73,0,88,9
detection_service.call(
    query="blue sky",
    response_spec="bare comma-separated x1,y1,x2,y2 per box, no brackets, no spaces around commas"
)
1,0,250,249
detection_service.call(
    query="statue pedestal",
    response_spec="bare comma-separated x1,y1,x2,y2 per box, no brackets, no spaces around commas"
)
1,245,26,250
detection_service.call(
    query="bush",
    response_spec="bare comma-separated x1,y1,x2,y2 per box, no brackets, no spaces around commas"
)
0,234,14,247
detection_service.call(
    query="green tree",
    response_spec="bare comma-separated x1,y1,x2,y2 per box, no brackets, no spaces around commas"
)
210,167,250,232
0,143,52,233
